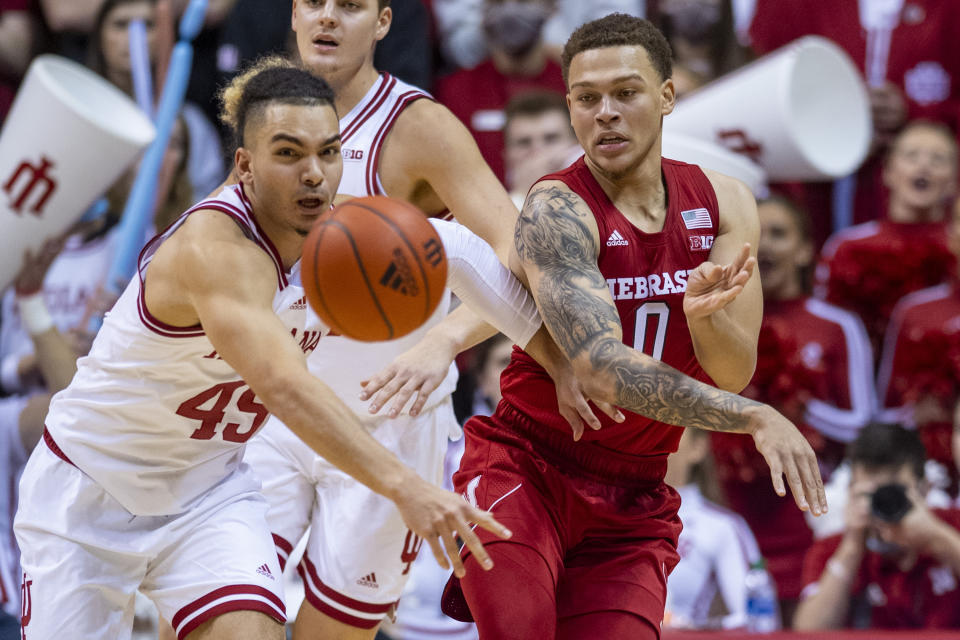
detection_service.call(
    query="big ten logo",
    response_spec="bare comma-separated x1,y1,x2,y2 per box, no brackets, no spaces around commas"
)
400,529,423,575
3,156,58,217
689,235,715,251
342,148,365,161
715,129,763,164
423,238,443,268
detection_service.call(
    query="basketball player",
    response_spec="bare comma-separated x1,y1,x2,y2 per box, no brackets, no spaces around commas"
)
239,3,618,638
13,66,511,640
439,15,828,639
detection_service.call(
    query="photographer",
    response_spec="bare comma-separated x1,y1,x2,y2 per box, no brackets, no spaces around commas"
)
794,422,960,630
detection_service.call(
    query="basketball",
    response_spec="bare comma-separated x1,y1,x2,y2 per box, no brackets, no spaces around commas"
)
301,196,448,342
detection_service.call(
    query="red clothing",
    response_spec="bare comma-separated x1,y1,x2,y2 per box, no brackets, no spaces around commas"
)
0,0,31,123
433,58,566,182
713,297,876,599
878,282,960,492
500,156,719,458
815,220,954,356
443,157,721,630
800,509,960,629
749,0,960,230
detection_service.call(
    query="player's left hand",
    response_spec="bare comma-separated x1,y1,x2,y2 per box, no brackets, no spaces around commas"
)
360,335,459,418
683,243,755,321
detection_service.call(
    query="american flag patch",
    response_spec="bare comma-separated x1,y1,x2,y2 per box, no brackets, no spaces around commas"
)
681,208,712,229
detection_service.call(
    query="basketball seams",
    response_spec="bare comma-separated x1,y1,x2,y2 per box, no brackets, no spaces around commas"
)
323,216,396,340
346,201,438,322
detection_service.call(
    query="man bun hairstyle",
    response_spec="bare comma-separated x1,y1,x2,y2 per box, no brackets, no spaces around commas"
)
219,56,336,147
562,13,673,86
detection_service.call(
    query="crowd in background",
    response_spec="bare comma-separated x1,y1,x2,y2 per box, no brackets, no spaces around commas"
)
1,0,960,636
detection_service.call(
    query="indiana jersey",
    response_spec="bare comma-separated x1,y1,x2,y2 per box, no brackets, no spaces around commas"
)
499,157,720,457
44,185,322,516
305,73,458,419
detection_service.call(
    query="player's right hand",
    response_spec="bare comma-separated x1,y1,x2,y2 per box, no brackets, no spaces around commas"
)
748,405,828,517
391,480,511,578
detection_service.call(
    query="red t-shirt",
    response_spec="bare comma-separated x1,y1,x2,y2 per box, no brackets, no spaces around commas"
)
712,296,876,599
815,220,954,356
434,58,566,182
800,508,960,629
499,156,719,458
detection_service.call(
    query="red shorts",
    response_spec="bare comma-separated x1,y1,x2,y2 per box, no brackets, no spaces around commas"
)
443,404,682,633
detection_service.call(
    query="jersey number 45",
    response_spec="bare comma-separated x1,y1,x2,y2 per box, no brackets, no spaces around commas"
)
177,381,268,442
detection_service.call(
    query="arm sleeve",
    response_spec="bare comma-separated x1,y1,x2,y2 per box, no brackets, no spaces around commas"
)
431,219,542,347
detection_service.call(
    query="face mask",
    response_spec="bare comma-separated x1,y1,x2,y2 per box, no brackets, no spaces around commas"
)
663,2,722,41
483,2,551,58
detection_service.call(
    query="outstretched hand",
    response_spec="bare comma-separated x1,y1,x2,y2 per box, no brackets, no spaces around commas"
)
683,243,756,321
393,479,512,578
749,405,828,517
360,336,458,418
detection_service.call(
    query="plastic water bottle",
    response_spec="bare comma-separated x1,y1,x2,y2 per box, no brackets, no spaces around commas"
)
745,559,781,632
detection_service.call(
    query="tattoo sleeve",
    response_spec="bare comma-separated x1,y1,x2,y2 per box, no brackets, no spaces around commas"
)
516,183,762,433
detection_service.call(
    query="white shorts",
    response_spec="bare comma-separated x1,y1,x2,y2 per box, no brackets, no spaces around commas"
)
15,438,286,640
244,401,455,629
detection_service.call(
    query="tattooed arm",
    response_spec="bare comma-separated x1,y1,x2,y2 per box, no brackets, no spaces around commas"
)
515,181,826,515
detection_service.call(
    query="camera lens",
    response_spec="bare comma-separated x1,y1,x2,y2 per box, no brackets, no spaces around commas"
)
871,483,911,523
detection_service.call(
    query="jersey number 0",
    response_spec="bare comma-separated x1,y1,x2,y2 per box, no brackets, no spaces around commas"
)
633,302,669,360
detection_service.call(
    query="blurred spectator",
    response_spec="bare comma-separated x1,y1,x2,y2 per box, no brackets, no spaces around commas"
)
652,0,751,98
794,422,960,630
502,90,580,205
0,0,38,123
815,120,958,355
87,0,224,199
434,0,566,182
663,428,763,630
432,0,645,71
451,333,512,424
877,196,960,500
712,196,876,624
748,0,960,239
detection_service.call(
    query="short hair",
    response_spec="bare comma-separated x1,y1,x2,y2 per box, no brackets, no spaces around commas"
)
760,195,811,244
379,0,390,8
505,90,569,127
562,13,673,86
848,422,927,480
888,119,959,167
219,57,336,147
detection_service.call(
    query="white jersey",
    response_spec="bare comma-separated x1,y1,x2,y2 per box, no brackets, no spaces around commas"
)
309,73,458,419
45,185,323,516
665,485,763,630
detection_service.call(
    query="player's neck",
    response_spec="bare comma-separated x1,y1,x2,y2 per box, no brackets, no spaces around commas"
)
244,193,303,271
586,149,667,229
330,64,382,117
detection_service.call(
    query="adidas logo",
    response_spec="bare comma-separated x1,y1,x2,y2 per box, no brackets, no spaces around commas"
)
256,564,275,580
289,296,307,310
379,249,419,296
606,230,629,247
356,572,379,588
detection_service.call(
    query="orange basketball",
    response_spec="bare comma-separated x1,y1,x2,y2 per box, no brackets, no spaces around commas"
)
301,196,448,342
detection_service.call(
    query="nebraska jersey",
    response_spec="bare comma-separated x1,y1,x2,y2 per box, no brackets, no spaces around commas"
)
44,185,323,516
499,157,720,457
306,73,459,419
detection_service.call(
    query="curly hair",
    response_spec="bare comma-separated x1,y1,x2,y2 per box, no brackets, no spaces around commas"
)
218,56,336,147
562,13,673,85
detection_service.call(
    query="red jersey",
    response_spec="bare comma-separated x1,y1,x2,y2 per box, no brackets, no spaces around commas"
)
815,220,954,355
712,296,876,598
434,59,566,182
800,509,960,629
498,157,720,458
877,282,960,492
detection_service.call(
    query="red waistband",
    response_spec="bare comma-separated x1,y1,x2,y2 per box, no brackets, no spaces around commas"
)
43,427,75,467
489,402,667,487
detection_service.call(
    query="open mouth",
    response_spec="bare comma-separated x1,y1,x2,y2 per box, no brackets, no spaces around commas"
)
597,134,627,145
911,176,931,190
298,197,323,209
313,35,339,48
